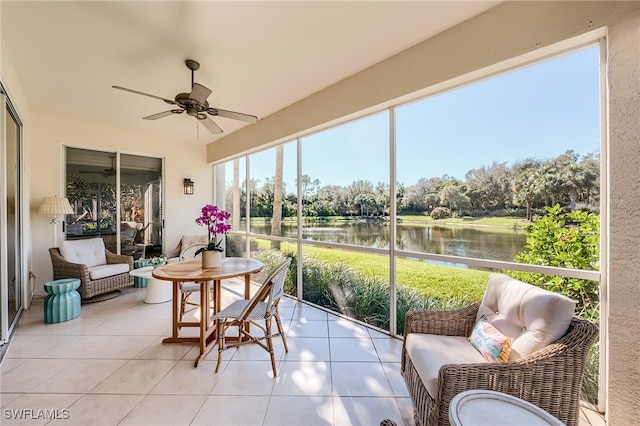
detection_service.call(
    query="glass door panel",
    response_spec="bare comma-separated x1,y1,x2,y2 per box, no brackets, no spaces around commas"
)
66,148,117,250
3,101,22,339
120,154,162,259
66,148,163,258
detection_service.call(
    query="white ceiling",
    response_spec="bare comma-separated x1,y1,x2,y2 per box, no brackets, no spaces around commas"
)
2,1,499,146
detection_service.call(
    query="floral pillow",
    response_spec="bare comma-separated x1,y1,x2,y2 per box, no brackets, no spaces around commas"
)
469,315,512,362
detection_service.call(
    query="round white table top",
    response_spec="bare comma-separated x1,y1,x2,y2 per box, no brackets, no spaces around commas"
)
449,390,565,426
128,265,156,279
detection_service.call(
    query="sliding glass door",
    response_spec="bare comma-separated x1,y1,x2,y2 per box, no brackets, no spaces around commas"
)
65,148,163,258
0,87,24,349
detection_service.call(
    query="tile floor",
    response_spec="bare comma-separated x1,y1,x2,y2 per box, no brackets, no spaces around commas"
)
1,279,605,426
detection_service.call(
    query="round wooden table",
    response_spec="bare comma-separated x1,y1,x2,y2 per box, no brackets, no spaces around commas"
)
152,257,264,366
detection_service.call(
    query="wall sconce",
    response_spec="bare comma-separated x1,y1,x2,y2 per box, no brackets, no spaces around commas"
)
183,178,194,195
38,195,74,246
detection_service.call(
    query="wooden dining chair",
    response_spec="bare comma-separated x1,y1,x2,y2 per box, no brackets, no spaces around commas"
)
212,258,292,377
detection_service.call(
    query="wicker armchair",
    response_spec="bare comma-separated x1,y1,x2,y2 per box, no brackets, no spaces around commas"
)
49,241,133,302
165,234,209,259
401,301,598,426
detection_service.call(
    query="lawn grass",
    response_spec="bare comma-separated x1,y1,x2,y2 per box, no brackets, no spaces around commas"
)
398,214,529,229
254,238,488,302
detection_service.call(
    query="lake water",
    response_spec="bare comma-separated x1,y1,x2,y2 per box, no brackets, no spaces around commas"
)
250,221,527,263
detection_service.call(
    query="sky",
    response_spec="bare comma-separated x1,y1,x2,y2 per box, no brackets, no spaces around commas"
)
238,45,600,191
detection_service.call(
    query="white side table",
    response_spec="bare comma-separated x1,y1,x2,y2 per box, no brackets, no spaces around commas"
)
449,390,565,426
129,266,172,304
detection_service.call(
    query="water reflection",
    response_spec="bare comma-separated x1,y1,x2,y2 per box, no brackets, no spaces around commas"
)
249,221,527,262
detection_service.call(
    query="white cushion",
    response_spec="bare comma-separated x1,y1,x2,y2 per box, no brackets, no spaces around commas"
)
405,333,486,397
476,273,576,360
88,263,129,280
60,238,107,268
181,235,209,248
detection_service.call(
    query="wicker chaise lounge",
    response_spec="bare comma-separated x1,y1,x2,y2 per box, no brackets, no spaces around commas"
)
401,274,598,426
49,238,133,302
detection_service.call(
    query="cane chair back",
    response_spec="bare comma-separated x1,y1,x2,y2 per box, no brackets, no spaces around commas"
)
212,258,292,377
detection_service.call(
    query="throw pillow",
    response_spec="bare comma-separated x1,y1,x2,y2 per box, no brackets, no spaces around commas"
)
469,315,512,362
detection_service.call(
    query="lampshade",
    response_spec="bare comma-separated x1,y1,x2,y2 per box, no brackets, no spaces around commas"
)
38,196,74,215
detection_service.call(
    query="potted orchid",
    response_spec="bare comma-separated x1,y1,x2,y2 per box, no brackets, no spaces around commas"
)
194,204,231,267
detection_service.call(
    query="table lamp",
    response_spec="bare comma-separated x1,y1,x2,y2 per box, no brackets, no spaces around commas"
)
38,196,74,246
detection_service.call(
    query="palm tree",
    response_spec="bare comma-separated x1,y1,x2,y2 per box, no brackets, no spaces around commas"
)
270,145,284,249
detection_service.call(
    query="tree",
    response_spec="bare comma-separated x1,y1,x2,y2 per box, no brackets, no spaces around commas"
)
438,180,469,217
465,162,512,210
512,158,544,221
232,158,241,229
271,145,284,249
579,152,600,209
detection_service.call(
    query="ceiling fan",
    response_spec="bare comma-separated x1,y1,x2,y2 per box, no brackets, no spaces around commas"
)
112,59,258,135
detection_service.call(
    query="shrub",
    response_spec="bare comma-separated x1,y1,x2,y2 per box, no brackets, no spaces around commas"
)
510,204,600,405
511,204,600,319
225,234,244,257
430,206,450,219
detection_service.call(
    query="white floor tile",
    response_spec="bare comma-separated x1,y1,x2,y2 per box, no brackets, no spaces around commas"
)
1,286,604,426
333,396,406,426
282,337,331,362
118,394,206,426
48,394,145,426
272,360,332,396
372,336,404,363
263,395,334,426
0,393,83,426
331,362,394,397
30,359,127,394
191,395,270,426
292,305,329,321
287,318,329,338
329,337,379,362
0,359,77,393
210,360,277,395
328,318,371,338
382,363,411,397
89,359,177,394
150,360,221,395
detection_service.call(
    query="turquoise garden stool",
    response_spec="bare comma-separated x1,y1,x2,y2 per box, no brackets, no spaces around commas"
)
44,278,81,323
133,259,151,287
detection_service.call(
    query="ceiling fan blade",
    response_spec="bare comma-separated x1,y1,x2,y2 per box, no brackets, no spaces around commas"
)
198,116,223,134
207,108,258,123
190,83,212,104
143,110,181,120
112,85,178,105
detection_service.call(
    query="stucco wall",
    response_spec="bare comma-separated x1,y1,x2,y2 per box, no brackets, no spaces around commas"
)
606,9,640,426
206,1,640,423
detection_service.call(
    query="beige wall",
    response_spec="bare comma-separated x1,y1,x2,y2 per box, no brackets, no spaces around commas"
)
605,8,640,426
206,1,640,423
1,27,215,300
28,114,214,296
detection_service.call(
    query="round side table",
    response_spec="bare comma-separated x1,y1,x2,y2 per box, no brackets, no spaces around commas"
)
449,390,565,426
44,278,81,323
129,266,172,304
